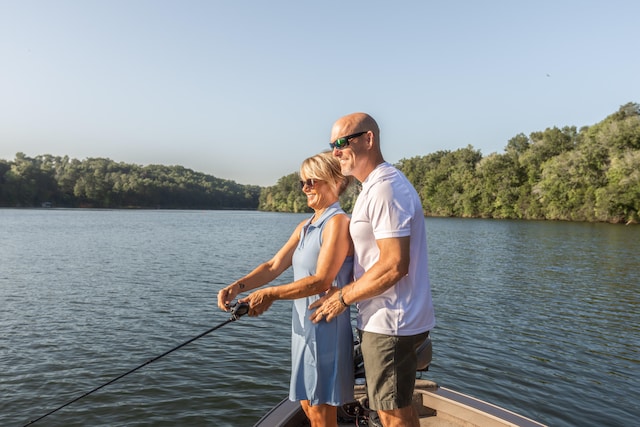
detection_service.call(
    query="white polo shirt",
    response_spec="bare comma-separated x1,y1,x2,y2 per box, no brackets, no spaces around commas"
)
350,162,436,336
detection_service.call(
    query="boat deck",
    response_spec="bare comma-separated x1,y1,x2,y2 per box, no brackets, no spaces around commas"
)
256,379,546,427
338,380,464,427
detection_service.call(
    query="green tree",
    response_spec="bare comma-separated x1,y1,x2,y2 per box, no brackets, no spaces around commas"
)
595,151,640,223
409,146,481,217
259,173,309,212
475,153,525,218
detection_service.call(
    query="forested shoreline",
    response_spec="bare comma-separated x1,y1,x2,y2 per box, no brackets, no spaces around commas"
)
2,103,639,223
0,157,261,210
260,102,640,224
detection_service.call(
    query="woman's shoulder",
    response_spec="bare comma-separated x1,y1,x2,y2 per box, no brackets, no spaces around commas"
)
322,213,351,239
290,218,309,237
327,211,350,225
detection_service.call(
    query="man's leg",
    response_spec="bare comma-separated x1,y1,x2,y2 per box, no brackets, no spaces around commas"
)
377,405,420,427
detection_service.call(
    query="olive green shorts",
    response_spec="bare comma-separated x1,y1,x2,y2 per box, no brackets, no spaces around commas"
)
358,329,430,411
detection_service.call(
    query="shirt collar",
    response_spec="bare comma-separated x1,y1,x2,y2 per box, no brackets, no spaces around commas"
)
361,162,391,192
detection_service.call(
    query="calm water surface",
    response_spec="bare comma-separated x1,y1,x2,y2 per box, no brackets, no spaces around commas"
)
1,209,638,427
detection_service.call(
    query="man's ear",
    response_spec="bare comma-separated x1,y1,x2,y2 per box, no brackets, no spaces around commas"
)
364,131,374,150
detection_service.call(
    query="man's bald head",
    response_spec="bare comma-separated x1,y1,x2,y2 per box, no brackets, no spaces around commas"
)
331,112,380,144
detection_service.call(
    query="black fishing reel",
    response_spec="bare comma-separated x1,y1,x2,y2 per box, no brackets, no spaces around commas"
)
229,301,249,320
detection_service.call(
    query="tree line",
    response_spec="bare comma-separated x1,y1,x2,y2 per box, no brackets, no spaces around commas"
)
0,155,260,209
2,102,638,223
259,102,640,224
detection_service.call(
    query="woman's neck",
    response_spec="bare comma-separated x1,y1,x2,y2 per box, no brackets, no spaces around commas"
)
311,200,337,222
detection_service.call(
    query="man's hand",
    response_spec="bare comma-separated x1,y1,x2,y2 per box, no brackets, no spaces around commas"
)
309,287,346,323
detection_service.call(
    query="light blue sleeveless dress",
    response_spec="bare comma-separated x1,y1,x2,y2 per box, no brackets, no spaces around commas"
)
289,202,354,405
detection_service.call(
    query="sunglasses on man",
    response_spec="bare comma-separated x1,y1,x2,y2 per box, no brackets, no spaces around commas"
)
329,131,368,150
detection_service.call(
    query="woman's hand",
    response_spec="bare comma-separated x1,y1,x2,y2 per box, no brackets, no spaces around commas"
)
240,288,276,317
217,283,240,311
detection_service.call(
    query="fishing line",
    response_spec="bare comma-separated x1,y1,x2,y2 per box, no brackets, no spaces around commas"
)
23,302,250,427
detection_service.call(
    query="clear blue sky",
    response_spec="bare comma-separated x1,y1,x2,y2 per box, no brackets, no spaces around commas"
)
1,1,638,185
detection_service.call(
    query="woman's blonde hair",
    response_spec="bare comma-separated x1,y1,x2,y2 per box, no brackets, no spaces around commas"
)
300,151,352,196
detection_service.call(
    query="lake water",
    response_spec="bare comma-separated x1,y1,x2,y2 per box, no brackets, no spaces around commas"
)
1,209,638,427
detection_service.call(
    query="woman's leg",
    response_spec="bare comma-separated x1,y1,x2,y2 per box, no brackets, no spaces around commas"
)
300,400,338,427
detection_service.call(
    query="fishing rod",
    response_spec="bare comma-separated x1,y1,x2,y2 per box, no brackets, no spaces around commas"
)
23,302,250,427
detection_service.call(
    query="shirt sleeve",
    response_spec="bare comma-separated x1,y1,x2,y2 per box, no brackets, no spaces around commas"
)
367,179,413,240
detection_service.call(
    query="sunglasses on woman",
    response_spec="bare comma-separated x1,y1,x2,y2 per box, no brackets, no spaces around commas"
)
299,179,319,189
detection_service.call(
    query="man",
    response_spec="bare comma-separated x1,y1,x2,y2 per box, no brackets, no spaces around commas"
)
310,112,436,427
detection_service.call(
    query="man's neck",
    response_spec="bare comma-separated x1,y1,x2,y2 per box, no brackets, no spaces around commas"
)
355,157,385,183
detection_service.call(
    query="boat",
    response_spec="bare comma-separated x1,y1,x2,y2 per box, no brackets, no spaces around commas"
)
254,338,547,427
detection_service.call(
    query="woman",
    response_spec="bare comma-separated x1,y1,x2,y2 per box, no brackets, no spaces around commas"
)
217,152,354,427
